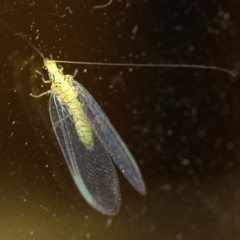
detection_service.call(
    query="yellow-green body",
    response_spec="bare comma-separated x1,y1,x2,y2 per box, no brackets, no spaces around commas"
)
45,59,94,150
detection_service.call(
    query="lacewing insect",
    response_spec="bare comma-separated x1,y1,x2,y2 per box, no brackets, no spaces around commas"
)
31,57,147,215
29,55,236,215
0,18,236,215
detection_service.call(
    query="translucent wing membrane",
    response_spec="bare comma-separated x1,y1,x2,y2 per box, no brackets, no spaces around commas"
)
50,94,120,215
74,81,146,195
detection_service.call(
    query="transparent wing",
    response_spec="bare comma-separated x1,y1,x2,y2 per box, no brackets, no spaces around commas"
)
49,94,120,215
74,81,146,195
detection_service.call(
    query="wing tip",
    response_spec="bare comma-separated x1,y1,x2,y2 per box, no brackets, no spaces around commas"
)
89,198,121,216
137,182,147,196
73,175,121,215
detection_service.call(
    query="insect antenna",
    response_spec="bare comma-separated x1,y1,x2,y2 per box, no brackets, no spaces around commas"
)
0,17,236,77
0,17,45,60
55,60,237,77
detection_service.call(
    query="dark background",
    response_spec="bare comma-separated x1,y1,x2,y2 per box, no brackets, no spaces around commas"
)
0,0,240,239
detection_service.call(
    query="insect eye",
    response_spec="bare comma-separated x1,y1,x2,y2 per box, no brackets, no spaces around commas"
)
42,65,48,72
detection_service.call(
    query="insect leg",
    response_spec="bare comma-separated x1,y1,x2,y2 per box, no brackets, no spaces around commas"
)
58,65,64,72
30,90,51,98
73,69,78,78
36,70,51,84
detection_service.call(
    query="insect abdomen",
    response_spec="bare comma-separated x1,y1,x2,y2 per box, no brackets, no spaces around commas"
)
68,99,94,150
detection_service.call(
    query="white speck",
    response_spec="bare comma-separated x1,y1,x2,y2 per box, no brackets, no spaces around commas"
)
176,233,183,240
105,218,113,228
189,46,194,52
224,12,230,20
132,25,138,34
167,130,173,135
93,0,113,9
160,184,171,191
182,159,190,166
